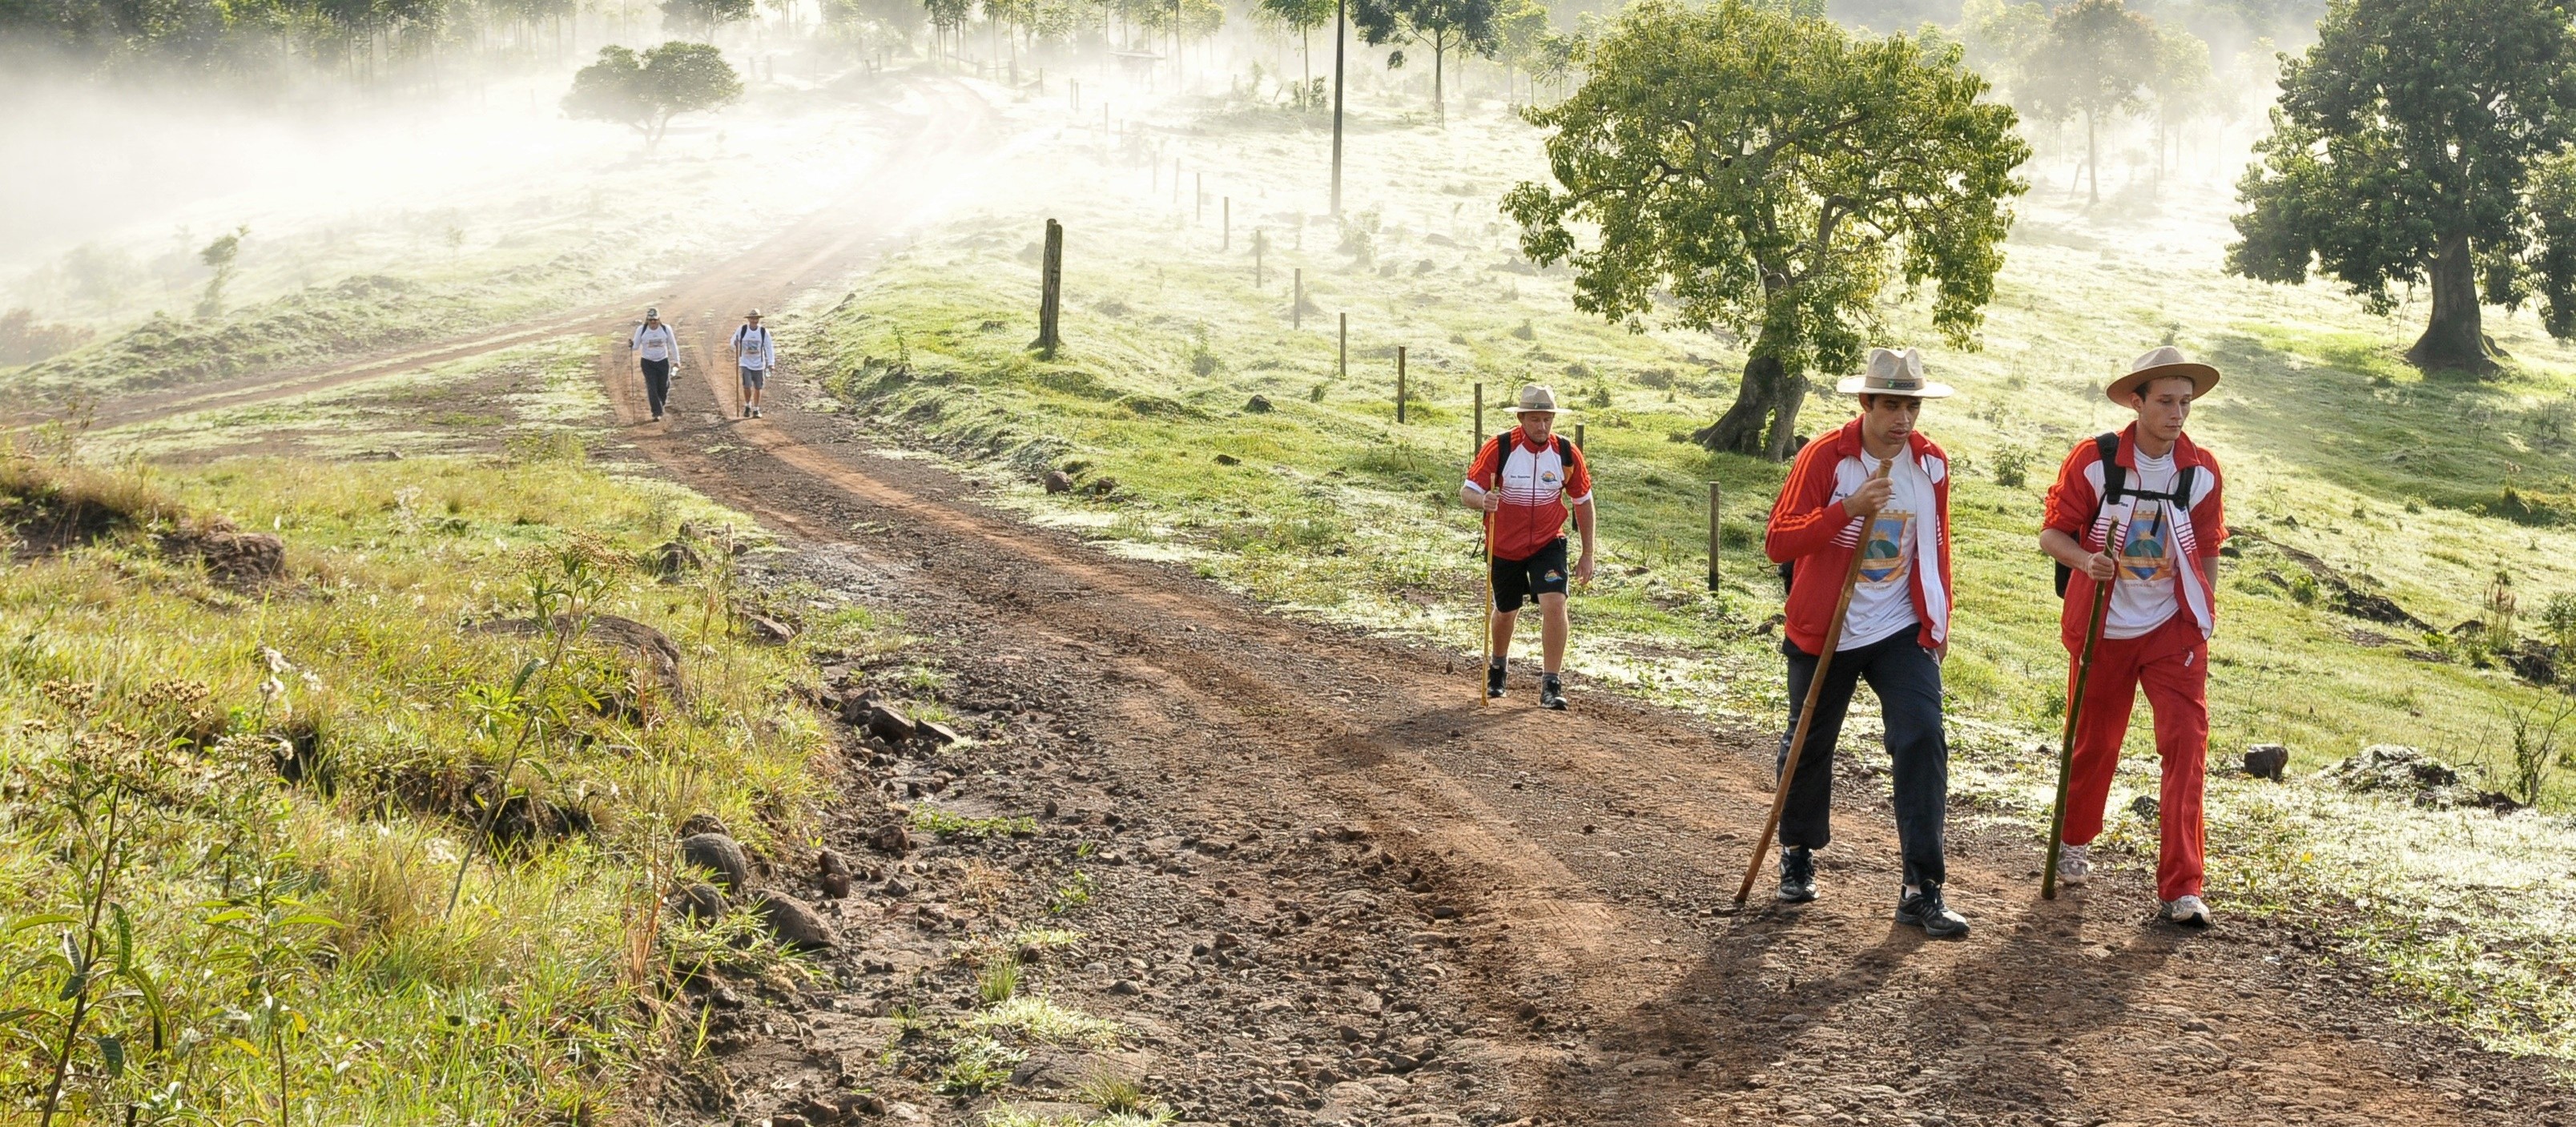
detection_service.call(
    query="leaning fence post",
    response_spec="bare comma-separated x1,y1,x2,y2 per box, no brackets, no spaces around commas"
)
1035,219,1064,356
1707,481,1724,591
1396,346,1408,423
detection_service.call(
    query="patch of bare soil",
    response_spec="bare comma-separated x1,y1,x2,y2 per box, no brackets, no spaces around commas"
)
594,346,2570,1126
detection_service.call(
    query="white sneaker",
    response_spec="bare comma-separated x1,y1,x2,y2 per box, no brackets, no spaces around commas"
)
2055,843,2091,887
2162,895,2212,928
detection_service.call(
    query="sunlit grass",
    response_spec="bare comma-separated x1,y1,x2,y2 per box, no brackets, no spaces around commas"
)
799,99,2576,1066
0,450,850,1119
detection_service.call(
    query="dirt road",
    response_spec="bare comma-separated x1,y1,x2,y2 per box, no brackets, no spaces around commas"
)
90,74,2566,1126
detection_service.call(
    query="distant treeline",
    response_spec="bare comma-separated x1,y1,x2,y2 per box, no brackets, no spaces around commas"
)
0,0,828,78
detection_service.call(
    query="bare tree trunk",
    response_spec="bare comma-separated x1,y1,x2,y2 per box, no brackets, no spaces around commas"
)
2087,111,2099,205
1434,34,1446,127
1697,352,1808,460
2407,232,2499,372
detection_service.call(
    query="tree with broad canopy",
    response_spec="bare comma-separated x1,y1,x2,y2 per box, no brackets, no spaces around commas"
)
1503,0,2029,461
2229,0,2576,374
562,42,743,153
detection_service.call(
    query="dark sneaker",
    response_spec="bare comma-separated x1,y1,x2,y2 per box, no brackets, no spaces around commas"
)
1777,847,1817,903
1896,883,1970,939
1486,664,1507,699
1538,675,1567,710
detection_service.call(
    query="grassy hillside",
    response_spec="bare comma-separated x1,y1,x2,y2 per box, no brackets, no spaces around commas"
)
0,443,875,1120
787,91,2576,1065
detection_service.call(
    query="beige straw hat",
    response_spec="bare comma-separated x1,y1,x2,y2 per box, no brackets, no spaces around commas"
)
1514,384,1564,414
2106,345,2220,404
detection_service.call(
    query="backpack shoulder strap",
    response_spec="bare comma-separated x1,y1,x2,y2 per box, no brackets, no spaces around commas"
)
1553,434,1573,461
2094,432,2127,505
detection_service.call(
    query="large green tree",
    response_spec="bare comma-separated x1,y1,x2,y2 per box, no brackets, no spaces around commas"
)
2019,0,2157,206
1506,0,2029,459
562,41,743,152
2229,0,2576,372
1262,0,1335,95
1352,0,1499,126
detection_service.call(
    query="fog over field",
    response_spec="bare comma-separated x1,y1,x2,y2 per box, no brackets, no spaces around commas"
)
19,3,2576,1126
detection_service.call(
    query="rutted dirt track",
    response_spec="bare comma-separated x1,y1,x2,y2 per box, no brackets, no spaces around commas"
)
110,75,2570,1125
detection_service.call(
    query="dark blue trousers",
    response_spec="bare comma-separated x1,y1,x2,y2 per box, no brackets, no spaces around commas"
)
1776,630,1949,888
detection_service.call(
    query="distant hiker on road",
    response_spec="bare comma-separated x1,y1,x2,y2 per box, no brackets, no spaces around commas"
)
1762,348,1966,938
629,308,678,421
1462,384,1595,710
2039,347,2228,928
731,309,775,418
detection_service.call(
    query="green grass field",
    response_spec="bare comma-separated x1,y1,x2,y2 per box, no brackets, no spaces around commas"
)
790,88,2576,1066
0,441,877,1119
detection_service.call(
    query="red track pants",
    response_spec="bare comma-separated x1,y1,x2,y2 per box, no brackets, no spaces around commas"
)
2061,613,2208,901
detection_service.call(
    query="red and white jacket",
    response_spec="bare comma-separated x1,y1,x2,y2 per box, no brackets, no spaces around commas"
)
2042,425,2228,650
1765,418,1954,654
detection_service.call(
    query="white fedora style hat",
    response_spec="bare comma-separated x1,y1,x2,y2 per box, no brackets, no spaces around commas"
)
1835,347,1954,398
1513,384,1564,414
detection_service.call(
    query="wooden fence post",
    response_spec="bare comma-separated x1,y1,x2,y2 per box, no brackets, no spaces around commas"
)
1223,197,1232,250
1706,481,1723,592
1253,228,1264,285
1474,382,1484,457
1035,219,1063,356
1196,173,1204,222
1396,346,1408,423
1293,268,1304,327
1574,423,1585,450
1338,313,1347,380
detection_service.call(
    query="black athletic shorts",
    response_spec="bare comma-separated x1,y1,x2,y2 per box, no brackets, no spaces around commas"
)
1491,537,1570,612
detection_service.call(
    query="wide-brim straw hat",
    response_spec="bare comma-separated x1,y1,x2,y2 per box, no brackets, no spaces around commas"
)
745,308,764,319
2106,345,2220,404
1835,347,1954,398
1514,384,1564,414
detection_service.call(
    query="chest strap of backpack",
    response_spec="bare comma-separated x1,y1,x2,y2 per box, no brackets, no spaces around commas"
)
2056,433,2198,597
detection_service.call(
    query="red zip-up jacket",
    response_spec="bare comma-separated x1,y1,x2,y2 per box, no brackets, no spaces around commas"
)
2041,424,2227,650
1765,417,1954,654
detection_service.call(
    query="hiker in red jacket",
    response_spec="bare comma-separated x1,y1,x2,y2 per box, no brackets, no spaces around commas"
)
1762,348,1966,937
2039,346,2228,928
1462,384,1596,710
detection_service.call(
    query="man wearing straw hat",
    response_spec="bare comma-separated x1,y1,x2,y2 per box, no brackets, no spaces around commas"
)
2039,346,2228,928
1762,347,1966,936
1462,384,1595,710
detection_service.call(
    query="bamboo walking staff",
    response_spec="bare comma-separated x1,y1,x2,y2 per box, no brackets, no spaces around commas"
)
1734,458,1895,905
2043,578,2115,900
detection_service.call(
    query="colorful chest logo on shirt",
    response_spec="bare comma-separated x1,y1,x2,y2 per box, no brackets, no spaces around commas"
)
2119,501,2175,584
1859,511,1914,586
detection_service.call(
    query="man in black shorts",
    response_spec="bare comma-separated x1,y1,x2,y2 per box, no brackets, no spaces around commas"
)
1461,384,1597,710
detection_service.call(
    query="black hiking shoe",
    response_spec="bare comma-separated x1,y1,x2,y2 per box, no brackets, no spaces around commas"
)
1896,883,1970,939
1538,675,1567,710
1486,664,1507,699
1777,847,1817,903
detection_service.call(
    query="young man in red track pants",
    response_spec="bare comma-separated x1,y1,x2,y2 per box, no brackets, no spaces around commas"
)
2039,346,2228,928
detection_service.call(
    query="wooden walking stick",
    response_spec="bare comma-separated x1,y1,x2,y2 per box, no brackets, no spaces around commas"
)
1735,458,1894,905
2043,577,2115,900
1479,507,1497,708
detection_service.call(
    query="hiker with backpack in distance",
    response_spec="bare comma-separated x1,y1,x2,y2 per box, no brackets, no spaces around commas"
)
731,309,776,418
1462,384,1595,710
629,308,678,421
2039,346,2228,928
1762,347,1966,937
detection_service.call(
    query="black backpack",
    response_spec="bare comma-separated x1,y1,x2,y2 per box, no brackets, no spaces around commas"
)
2055,432,2200,597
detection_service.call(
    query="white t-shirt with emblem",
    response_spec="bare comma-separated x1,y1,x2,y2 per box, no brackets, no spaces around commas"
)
1836,449,1933,651
2105,451,2183,639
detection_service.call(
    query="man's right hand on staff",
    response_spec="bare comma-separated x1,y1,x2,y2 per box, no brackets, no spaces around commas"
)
2079,551,2116,582
1480,489,1503,513
1839,477,1894,518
